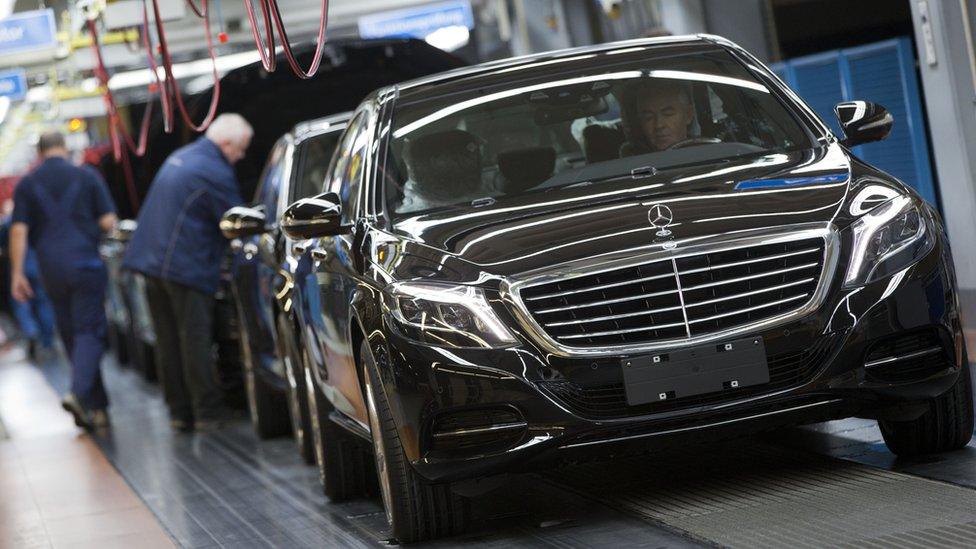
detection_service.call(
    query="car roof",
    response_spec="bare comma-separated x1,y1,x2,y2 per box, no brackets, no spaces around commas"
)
291,111,354,144
387,34,734,101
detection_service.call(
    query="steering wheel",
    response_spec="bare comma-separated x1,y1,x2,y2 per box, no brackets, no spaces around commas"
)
666,137,722,150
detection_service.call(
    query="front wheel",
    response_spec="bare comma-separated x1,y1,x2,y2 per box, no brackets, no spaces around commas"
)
879,359,974,456
360,340,468,543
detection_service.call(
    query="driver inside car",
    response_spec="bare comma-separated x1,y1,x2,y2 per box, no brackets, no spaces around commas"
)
623,80,697,155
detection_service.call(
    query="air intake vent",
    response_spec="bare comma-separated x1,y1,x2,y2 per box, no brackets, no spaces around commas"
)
864,329,952,384
519,236,827,350
428,407,526,454
540,335,836,419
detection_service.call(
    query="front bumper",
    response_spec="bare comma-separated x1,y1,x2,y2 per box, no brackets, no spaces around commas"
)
375,233,962,483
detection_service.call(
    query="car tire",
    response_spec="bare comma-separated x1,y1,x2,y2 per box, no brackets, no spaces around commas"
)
278,317,315,464
244,349,291,439
879,358,974,457
303,345,371,501
360,340,469,543
109,323,130,366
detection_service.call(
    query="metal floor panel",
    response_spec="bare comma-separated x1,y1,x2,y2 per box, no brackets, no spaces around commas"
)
58,357,700,548
549,442,976,548
24,354,976,548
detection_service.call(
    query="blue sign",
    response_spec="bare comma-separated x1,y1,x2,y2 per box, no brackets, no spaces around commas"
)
0,9,57,56
0,69,27,101
359,1,474,40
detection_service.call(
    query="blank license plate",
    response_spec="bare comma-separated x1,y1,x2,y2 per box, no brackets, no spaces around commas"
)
621,336,769,406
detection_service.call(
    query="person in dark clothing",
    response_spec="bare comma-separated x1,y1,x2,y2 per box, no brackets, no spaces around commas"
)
621,80,696,156
0,201,57,360
123,113,252,432
9,131,118,430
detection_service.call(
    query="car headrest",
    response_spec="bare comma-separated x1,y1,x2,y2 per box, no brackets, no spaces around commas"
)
497,146,556,193
405,129,482,201
583,124,625,163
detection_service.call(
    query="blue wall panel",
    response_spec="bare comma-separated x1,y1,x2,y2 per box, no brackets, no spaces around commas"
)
769,38,937,205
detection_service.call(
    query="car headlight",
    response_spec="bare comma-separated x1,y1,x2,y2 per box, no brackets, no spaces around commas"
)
844,194,935,287
383,282,518,348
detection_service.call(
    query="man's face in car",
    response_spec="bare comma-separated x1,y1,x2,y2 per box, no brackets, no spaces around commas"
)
637,88,694,151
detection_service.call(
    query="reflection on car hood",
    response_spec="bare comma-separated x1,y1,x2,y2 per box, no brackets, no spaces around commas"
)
390,144,853,278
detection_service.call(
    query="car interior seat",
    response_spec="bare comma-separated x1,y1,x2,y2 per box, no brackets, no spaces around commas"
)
497,146,556,193
582,123,626,163
403,129,483,206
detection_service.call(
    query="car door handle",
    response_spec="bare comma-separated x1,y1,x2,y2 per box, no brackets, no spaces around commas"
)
312,248,330,261
291,241,310,257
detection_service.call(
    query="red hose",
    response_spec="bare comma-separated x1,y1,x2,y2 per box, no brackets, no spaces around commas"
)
86,18,150,213
243,0,276,72
267,0,330,79
242,0,330,79
148,0,222,132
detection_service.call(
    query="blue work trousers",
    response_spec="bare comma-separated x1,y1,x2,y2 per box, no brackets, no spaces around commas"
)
43,266,109,410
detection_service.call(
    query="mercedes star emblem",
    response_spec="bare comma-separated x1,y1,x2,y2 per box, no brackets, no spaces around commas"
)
648,203,674,238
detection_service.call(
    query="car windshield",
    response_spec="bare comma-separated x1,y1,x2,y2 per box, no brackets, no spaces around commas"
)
384,47,815,217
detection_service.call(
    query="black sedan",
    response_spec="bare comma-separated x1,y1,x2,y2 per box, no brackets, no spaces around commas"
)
280,35,972,543
221,114,349,459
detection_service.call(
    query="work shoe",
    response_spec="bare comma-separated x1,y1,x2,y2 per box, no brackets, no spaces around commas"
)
61,393,93,431
90,410,110,430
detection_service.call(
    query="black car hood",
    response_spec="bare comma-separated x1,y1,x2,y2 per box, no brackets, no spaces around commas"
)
388,144,858,280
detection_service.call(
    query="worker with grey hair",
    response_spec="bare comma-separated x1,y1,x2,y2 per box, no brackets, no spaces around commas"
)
123,113,253,432
9,130,118,430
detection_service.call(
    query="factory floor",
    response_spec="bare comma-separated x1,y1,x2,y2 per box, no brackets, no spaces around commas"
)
2,342,975,548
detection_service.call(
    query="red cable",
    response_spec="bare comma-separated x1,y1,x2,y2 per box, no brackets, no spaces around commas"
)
86,18,150,213
148,0,222,132
185,0,207,18
267,0,330,79
243,0,276,72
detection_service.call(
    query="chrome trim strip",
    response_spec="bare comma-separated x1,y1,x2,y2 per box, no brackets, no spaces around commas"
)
671,258,693,338
682,262,819,292
688,293,809,325
544,305,684,327
558,399,844,449
864,346,943,369
431,422,528,439
559,320,687,340
525,271,674,301
678,247,821,275
534,288,680,314
501,223,839,358
685,278,815,308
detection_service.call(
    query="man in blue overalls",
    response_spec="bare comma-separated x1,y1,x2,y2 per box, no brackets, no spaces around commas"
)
124,113,252,432
9,131,118,430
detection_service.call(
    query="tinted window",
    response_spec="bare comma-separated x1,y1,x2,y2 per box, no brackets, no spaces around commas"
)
253,139,288,216
292,131,343,202
385,49,813,216
325,112,371,224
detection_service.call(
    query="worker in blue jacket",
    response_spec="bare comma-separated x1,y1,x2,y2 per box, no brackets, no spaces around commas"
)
9,131,118,430
123,113,252,432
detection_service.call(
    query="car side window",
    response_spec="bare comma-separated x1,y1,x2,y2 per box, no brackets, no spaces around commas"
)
324,111,371,224
292,131,342,203
254,139,288,215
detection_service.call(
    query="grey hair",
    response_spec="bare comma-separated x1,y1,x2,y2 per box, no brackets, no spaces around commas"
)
37,130,67,153
205,113,253,144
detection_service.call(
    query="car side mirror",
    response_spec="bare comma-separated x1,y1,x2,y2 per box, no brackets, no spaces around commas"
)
834,100,893,147
220,206,269,239
281,192,344,239
109,219,138,243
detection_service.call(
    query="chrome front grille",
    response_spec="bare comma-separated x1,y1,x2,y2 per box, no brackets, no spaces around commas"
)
517,233,830,351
